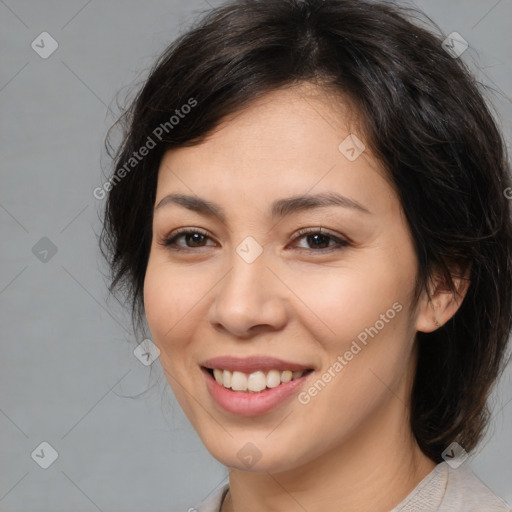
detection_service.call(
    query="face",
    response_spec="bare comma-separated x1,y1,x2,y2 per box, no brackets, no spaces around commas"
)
143,84,426,473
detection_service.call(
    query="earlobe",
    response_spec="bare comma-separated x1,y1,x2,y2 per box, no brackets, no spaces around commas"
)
415,265,471,333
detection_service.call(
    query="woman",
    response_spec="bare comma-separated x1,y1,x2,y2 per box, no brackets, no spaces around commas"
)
100,0,512,510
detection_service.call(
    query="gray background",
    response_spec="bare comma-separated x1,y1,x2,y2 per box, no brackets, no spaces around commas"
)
1,1,511,510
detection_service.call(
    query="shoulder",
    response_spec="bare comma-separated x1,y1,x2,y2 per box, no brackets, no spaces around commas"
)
393,461,511,512
442,463,511,511
190,482,229,512
188,466,512,512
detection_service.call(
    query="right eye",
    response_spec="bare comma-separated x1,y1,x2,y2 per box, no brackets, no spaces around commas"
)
161,228,217,251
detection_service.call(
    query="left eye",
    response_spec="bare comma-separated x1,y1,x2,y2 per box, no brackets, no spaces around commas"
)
292,228,350,252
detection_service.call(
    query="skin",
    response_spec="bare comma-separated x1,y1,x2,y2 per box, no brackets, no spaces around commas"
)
143,83,468,512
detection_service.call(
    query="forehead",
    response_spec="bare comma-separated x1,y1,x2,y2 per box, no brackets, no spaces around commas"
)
155,84,398,217
193,84,361,159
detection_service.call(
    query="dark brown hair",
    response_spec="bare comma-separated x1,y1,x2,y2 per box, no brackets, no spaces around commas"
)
100,0,512,462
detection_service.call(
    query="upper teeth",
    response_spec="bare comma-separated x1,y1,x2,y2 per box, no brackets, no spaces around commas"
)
212,369,306,392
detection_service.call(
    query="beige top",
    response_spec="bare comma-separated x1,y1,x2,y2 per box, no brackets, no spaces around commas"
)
192,462,511,511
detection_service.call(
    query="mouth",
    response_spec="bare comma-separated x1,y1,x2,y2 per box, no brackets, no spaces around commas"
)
200,356,315,416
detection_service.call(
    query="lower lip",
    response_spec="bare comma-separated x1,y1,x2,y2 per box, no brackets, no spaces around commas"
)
202,368,312,416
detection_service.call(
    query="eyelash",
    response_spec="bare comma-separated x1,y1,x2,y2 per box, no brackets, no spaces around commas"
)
161,227,350,253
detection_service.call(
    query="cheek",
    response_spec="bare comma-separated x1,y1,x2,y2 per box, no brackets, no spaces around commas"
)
143,265,168,338
143,256,198,349
314,262,416,408
292,256,413,348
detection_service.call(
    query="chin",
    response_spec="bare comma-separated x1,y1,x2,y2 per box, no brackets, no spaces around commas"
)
200,433,311,474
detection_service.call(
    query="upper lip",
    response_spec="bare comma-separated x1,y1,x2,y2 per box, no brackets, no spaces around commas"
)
201,356,313,374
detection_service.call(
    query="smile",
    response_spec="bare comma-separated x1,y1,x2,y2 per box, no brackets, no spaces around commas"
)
200,356,315,416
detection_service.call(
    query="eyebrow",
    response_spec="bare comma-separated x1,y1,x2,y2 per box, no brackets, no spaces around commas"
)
154,191,371,222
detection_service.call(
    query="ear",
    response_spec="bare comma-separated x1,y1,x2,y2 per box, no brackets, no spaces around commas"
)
415,263,471,333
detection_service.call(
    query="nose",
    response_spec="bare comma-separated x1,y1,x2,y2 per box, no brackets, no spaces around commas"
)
208,249,289,339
